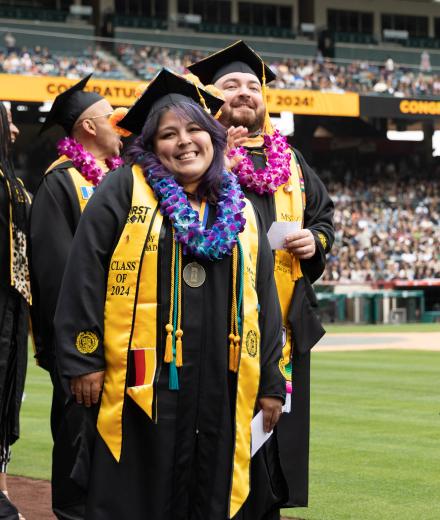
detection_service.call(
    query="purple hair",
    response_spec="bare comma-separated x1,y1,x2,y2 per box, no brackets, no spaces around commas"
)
125,101,227,202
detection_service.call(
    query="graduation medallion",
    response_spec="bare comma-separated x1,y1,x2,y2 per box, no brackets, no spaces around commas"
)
183,262,206,288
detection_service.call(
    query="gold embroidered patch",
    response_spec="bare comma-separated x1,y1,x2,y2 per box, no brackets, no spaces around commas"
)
318,232,328,250
245,330,257,357
76,331,99,354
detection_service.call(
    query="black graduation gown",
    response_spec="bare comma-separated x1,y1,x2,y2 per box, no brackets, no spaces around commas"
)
29,160,93,518
29,159,82,375
242,146,335,509
54,165,286,520
0,178,28,450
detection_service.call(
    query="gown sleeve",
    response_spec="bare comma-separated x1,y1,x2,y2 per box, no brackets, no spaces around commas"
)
294,149,335,284
254,209,285,402
29,169,81,371
54,166,133,379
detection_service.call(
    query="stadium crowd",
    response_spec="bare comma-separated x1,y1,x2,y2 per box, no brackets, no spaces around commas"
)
2,38,439,97
116,44,440,97
0,45,123,79
321,159,440,282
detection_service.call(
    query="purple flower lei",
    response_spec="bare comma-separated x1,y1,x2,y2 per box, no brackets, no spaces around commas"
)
227,129,291,195
57,137,123,186
146,168,246,260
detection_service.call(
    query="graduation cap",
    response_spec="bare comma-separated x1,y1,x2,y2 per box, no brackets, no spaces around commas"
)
188,40,276,86
40,74,103,135
118,68,225,135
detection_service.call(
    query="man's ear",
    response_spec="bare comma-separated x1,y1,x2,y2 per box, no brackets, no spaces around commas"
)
81,118,97,137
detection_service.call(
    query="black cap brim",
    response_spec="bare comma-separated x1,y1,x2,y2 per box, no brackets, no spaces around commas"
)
188,40,276,86
39,73,103,135
117,68,225,135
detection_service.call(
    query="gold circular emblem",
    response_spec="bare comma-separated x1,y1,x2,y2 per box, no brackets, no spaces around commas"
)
183,262,206,288
246,330,258,357
76,331,99,354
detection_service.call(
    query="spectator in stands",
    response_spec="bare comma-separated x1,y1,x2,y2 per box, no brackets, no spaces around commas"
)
420,50,431,73
322,159,440,283
0,102,29,520
3,32,16,54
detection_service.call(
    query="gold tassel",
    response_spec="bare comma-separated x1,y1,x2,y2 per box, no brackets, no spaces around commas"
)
175,329,183,367
164,324,174,363
229,333,236,372
234,335,241,372
165,231,176,364
261,61,274,136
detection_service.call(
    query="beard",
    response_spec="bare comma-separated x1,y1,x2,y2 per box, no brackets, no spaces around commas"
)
219,104,266,134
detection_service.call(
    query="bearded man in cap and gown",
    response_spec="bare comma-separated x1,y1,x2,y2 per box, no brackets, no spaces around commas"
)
189,41,335,516
28,74,124,520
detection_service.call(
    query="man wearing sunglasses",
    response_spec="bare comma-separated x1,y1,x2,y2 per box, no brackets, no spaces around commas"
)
29,74,122,520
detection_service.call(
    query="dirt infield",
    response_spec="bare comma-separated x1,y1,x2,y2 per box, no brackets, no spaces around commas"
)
6,477,294,520
7,331,439,519
6,476,54,519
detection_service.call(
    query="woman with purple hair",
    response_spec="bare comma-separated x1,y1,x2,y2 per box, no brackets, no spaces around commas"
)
54,69,285,520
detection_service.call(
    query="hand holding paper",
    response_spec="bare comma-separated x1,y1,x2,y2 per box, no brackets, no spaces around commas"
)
267,221,301,250
284,228,316,259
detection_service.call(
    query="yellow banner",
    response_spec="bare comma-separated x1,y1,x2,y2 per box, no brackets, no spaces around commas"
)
0,74,140,106
266,89,359,117
0,74,360,116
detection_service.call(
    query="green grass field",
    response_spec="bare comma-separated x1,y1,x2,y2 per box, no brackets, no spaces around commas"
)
10,345,440,519
283,350,440,520
324,323,439,334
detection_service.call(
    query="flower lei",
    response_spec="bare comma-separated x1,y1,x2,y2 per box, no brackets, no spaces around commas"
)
57,137,123,186
227,129,291,195
146,168,246,260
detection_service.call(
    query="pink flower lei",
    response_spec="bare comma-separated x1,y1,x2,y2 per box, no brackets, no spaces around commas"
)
227,129,291,195
57,137,123,186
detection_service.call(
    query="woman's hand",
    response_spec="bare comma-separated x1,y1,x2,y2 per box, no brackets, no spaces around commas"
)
70,371,105,407
258,396,283,433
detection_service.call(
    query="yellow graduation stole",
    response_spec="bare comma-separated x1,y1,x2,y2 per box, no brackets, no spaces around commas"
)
98,165,261,517
45,155,95,213
243,138,305,381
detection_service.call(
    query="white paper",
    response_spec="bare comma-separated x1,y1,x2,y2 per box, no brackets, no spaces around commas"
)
251,394,292,457
282,393,292,414
251,410,273,457
267,221,301,250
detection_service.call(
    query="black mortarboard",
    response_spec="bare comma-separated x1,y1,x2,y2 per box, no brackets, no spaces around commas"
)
39,74,103,135
188,40,276,86
118,68,225,135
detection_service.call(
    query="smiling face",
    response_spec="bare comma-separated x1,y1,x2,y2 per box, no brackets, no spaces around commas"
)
153,109,214,190
215,72,266,133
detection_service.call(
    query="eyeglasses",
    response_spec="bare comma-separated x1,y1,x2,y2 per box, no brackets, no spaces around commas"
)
74,111,113,126
88,112,113,120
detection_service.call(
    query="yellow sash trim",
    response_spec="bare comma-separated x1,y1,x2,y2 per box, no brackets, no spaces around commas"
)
240,140,305,376
45,155,95,213
98,165,161,461
229,199,260,518
127,166,163,420
44,155,70,174
273,150,304,377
